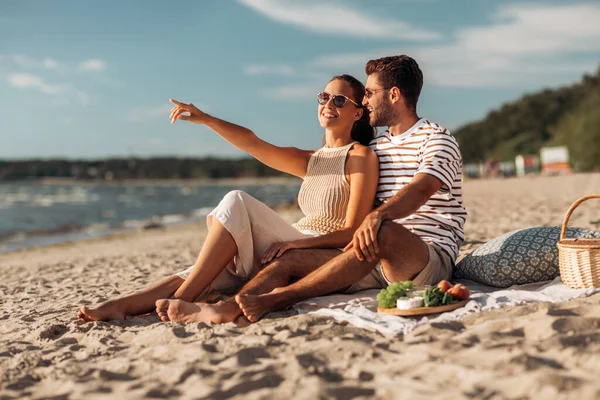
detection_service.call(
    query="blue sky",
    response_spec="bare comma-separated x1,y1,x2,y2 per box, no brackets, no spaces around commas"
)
1,0,599,159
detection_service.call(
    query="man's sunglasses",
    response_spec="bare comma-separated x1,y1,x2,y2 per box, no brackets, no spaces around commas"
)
317,92,360,108
364,87,389,99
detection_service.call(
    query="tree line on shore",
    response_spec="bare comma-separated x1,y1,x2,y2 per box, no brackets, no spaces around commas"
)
453,66,600,172
2,66,599,181
0,157,286,181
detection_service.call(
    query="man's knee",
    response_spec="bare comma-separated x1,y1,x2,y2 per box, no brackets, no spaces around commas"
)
377,221,400,248
273,250,308,277
261,250,301,276
376,221,415,257
276,248,338,278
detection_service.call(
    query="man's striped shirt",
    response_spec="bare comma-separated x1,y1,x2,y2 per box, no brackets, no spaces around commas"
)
369,118,466,261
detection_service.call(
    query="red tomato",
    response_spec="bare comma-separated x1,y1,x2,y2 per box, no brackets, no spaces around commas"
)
448,285,470,301
437,280,452,293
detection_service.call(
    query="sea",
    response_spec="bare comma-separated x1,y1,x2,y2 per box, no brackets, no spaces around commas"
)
0,181,301,253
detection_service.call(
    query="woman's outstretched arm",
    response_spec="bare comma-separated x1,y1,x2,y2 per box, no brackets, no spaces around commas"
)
261,145,379,263
170,99,311,178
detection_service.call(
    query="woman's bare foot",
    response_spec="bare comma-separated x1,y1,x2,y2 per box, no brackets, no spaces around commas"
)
77,301,126,322
154,298,241,324
235,289,285,323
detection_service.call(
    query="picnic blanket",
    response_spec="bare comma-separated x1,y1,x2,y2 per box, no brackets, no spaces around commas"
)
293,277,600,336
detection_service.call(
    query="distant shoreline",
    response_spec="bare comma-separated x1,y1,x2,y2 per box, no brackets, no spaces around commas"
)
1,176,303,187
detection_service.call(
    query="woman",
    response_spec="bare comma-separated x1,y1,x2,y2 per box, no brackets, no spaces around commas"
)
77,74,379,323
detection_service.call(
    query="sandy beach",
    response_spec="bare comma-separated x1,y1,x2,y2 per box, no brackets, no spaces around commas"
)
1,173,600,399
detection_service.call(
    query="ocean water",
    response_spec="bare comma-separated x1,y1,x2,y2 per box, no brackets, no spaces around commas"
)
0,181,301,253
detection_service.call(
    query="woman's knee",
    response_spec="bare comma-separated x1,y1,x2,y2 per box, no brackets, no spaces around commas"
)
216,190,254,215
222,190,249,204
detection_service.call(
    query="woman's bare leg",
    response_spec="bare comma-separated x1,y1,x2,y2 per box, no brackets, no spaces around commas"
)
155,219,245,323
77,275,184,321
79,218,237,322
171,219,238,302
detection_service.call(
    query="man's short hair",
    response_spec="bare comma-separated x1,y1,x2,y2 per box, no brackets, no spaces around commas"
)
365,55,423,110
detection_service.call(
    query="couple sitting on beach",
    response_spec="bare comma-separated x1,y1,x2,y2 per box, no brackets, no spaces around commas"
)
78,55,466,325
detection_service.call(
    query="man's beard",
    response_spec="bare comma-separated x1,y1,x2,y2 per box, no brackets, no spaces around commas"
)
369,100,398,127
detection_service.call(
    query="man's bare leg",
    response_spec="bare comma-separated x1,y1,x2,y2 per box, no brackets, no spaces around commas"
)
237,221,430,322
78,275,184,321
155,249,340,324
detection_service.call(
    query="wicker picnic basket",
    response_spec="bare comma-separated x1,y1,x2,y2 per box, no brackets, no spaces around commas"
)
557,194,600,289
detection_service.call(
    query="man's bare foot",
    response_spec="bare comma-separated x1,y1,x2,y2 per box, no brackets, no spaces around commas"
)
154,298,241,324
77,301,126,322
235,289,285,323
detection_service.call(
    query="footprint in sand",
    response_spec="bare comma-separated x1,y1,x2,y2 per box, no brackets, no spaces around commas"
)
295,353,326,369
54,337,78,347
218,346,271,367
207,374,284,400
546,308,579,317
38,324,69,340
171,326,195,338
559,332,600,348
509,354,564,370
327,387,376,399
538,373,584,392
551,317,600,334
97,369,136,381
145,387,182,398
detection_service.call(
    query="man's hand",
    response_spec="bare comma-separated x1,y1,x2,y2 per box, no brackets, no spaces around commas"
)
261,241,300,264
169,98,210,125
344,211,383,262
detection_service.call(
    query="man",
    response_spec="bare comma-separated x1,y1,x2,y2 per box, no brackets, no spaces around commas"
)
155,55,466,324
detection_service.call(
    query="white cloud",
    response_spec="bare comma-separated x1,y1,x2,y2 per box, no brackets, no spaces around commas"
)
238,0,440,41
9,73,63,94
7,73,88,105
1,55,109,105
243,64,295,76
78,58,106,72
3,54,63,70
0,54,107,73
306,2,600,88
11,54,37,68
42,57,60,70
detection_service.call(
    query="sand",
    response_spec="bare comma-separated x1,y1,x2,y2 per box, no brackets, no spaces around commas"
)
1,173,600,399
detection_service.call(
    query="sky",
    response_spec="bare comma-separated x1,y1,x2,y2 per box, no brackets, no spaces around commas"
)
1,0,599,160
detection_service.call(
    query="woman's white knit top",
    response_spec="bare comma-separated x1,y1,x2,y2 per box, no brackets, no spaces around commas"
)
294,141,356,234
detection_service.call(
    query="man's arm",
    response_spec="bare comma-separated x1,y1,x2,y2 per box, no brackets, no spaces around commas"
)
344,173,442,261
347,129,462,261
375,173,442,222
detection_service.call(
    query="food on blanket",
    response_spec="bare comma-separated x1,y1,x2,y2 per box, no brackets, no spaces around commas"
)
437,280,453,293
423,287,457,307
396,296,424,310
448,284,470,301
377,281,414,308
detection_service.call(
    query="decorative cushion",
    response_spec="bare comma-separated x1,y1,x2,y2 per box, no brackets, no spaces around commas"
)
454,226,600,287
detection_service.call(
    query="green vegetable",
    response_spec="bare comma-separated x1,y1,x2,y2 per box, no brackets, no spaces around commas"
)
423,287,456,307
377,281,413,308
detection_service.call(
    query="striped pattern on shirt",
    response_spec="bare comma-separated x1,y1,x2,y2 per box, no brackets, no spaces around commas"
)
369,118,466,261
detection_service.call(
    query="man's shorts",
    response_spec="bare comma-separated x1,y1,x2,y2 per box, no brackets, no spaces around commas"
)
343,242,454,293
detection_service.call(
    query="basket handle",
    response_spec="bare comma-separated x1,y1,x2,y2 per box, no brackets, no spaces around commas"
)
560,194,600,241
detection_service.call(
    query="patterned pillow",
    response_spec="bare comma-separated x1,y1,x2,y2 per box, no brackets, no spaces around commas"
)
454,226,600,287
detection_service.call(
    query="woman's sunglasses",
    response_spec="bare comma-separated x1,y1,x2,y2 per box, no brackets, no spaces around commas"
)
317,92,360,108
